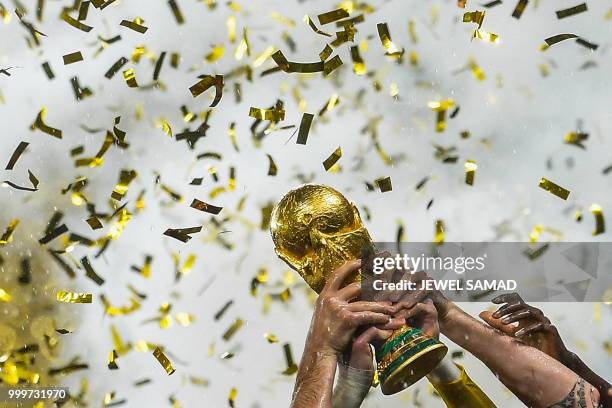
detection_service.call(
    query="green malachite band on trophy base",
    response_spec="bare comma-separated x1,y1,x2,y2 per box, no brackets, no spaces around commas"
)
379,338,439,383
376,328,422,359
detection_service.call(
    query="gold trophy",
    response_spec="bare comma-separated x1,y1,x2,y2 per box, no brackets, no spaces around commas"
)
270,184,447,394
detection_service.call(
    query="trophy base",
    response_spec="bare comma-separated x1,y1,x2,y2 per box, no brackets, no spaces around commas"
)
377,326,448,395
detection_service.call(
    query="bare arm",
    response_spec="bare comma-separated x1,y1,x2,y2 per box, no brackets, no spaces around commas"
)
434,294,600,408
291,342,338,408
479,293,611,407
291,260,397,408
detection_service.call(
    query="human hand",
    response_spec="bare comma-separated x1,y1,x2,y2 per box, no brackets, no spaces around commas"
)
396,298,440,340
344,298,441,372
479,292,571,362
308,260,399,356
362,251,433,307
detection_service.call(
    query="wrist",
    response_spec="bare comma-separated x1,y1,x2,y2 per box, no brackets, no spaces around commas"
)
431,292,455,328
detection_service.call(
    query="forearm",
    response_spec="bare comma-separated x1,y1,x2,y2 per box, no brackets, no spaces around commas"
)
564,352,612,406
291,341,338,408
437,300,589,407
332,364,373,408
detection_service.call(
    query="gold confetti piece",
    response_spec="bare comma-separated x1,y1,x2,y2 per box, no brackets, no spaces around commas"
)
78,1,90,20
474,29,499,43
249,106,285,121
377,23,403,57
556,3,587,19
323,147,342,171
458,0,466,8
0,287,11,302
123,68,138,87
317,8,349,25
323,55,343,76
511,0,528,18
226,15,236,42
281,343,298,375
31,107,62,138
63,51,84,65
41,61,54,79
153,51,166,81
589,204,605,236
465,160,478,185
266,154,278,176
463,10,485,27
205,45,224,63
153,347,175,375
234,27,251,60
61,11,93,32
104,57,128,79
56,291,92,303
483,0,502,7
111,170,137,201
350,46,366,75
303,15,332,37
228,387,237,407
175,312,193,326
55,328,72,335
167,0,184,24
296,113,314,145
120,18,148,33
222,318,244,341
428,99,455,132
86,216,103,230
264,333,278,343
271,50,324,73
270,11,295,27
39,223,68,245
375,176,392,192
538,177,570,200
164,226,202,243
434,219,445,243
108,350,119,369
541,34,579,50
319,44,333,61
575,37,598,50
0,219,19,245
81,256,104,285
468,59,485,80
101,294,140,316
191,198,223,214
5,141,29,170
189,75,224,107
564,131,588,149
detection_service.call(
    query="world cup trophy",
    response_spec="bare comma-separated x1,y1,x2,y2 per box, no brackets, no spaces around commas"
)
270,184,447,395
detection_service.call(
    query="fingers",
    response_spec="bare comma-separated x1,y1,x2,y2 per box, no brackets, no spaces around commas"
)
326,259,361,292
492,302,524,319
492,292,523,305
350,311,392,326
347,301,394,315
337,282,361,301
354,326,394,348
402,300,437,321
376,315,406,331
515,322,556,337
499,309,533,324
479,311,517,336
